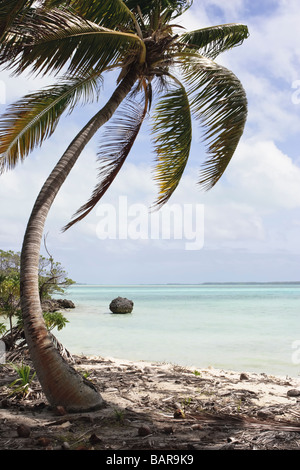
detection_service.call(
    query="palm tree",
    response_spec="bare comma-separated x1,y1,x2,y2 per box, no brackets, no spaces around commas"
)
0,0,249,412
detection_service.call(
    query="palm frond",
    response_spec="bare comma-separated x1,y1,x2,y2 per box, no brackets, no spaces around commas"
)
179,23,249,59
124,0,192,20
1,7,145,76
0,0,38,64
44,0,136,30
63,96,148,231
0,0,34,41
0,71,102,173
151,82,192,208
181,54,247,190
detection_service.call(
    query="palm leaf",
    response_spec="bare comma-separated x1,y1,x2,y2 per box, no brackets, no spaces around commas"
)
0,0,37,64
179,23,249,59
0,72,102,172
124,0,192,20
0,0,34,41
63,96,148,231
44,0,136,30
151,83,192,208
1,7,145,76
181,54,247,190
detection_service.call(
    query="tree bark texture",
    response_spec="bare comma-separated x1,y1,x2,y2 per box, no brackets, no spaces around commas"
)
20,70,138,412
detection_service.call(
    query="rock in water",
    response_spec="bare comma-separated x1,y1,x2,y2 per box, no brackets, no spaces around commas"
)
109,297,134,314
41,298,75,312
56,299,75,309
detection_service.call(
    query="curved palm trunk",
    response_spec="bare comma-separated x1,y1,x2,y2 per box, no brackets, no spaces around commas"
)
20,70,138,412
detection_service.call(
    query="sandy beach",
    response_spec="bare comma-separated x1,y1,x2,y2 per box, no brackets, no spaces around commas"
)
1,354,300,451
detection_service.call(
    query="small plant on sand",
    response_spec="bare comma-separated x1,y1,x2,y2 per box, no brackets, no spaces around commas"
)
236,398,243,413
193,370,201,377
114,408,125,424
77,369,95,382
8,362,36,398
0,323,6,336
81,370,91,379
180,396,194,413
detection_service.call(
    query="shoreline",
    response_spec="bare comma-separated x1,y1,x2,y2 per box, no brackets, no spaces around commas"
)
1,353,300,450
83,353,300,380
80,353,300,380
78,353,300,409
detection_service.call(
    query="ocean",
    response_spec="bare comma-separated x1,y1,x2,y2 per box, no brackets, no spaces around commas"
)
54,283,300,378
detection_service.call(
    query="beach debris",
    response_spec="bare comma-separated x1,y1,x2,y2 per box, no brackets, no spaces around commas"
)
17,424,31,438
74,444,92,450
162,425,174,434
2,355,300,451
89,433,102,444
174,409,185,419
256,409,273,420
36,436,52,447
54,405,67,416
240,373,249,381
109,297,134,314
138,424,152,436
287,389,300,397
1,398,11,408
61,441,71,450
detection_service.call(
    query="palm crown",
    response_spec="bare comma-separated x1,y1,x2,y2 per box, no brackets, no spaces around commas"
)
0,0,249,227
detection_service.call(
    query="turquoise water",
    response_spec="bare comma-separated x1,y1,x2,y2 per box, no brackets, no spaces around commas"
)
54,284,300,377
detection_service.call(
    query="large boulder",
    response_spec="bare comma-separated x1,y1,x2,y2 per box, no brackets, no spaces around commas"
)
109,297,134,314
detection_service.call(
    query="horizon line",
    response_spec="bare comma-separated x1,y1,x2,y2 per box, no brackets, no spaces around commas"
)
72,281,300,286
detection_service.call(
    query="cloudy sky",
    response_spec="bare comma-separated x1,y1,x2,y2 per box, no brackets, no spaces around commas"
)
1,0,300,285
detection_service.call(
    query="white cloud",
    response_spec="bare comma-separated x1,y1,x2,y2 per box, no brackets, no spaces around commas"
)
226,140,300,210
58,137,300,256
179,0,244,29
0,69,56,108
203,0,244,19
246,0,300,83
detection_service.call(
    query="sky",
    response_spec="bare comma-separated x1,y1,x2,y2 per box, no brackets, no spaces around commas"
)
0,0,300,285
